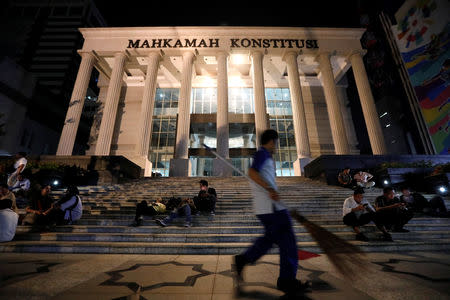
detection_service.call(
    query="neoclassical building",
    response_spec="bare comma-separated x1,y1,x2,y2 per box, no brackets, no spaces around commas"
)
56,27,387,177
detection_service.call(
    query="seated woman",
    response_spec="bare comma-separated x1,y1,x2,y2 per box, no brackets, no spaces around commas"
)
131,197,166,227
46,185,83,225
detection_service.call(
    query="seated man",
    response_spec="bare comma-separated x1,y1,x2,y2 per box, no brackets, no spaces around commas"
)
156,198,196,228
354,170,375,189
131,197,166,227
343,188,392,241
194,180,217,215
0,197,19,242
22,185,53,228
10,174,31,194
400,187,448,217
338,167,354,189
375,187,414,232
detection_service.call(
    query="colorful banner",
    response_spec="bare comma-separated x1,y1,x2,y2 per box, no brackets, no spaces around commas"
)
391,0,450,154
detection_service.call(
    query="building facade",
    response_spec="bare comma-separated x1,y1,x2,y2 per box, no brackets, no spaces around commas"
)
57,27,388,176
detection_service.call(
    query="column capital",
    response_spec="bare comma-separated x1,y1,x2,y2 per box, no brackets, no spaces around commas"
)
281,50,299,62
182,51,196,60
216,50,229,58
347,49,367,61
146,51,163,60
250,50,264,59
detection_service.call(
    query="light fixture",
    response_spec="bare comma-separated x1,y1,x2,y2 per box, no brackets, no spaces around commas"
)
383,180,389,185
53,180,59,186
438,186,447,194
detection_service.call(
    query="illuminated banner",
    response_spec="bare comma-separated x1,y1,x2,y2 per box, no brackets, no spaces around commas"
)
391,0,450,154
127,38,319,49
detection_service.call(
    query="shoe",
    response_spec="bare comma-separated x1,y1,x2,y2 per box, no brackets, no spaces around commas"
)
155,219,167,227
383,232,393,242
210,211,215,216
277,278,311,294
184,222,191,227
355,233,369,241
130,219,142,227
233,255,247,282
392,228,409,232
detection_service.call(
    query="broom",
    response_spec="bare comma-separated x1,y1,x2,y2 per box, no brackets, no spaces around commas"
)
202,144,369,279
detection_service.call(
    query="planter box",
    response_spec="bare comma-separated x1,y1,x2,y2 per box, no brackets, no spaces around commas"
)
423,173,450,194
374,167,434,190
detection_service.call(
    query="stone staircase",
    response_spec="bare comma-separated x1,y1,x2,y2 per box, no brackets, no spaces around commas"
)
1,177,450,254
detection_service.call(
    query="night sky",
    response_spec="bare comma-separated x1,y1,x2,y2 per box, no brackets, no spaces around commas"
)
93,0,367,28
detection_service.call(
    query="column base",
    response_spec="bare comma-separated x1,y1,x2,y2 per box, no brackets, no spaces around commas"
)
212,158,233,177
293,157,312,176
169,158,191,177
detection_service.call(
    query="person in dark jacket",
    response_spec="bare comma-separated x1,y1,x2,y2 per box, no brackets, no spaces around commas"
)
400,187,448,217
194,180,217,215
375,187,414,232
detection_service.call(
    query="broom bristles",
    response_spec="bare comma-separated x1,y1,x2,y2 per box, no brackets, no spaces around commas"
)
291,210,369,279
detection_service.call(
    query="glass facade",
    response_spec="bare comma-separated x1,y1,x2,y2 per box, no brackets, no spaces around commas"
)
266,88,296,176
150,86,297,177
149,88,178,176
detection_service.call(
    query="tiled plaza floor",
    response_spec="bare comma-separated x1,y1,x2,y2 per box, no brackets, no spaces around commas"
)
0,252,449,300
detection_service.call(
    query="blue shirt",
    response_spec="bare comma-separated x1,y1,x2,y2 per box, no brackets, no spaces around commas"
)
250,147,286,215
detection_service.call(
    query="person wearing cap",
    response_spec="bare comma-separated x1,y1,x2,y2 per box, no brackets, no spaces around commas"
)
343,188,393,241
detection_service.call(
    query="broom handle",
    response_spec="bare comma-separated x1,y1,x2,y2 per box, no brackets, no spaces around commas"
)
202,143,280,205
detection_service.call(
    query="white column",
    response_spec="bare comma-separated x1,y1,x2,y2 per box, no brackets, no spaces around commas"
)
170,51,195,176
213,51,232,176
135,52,161,160
95,52,127,155
57,52,95,155
284,51,311,175
318,52,350,154
350,51,387,154
251,51,268,147
216,51,229,159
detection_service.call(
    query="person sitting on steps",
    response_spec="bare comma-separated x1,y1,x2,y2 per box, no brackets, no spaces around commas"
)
194,180,217,216
342,187,393,241
131,197,167,227
156,198,196,228
354,170,375,189
338,167,354,189
400,187,449,217
375,187,414,232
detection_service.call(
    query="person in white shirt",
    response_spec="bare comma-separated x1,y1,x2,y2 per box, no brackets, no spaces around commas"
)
0,183,19,242
343,188,392,241
11,174,31,193
354,170,375,189
46,185,82,225
7,152,28,188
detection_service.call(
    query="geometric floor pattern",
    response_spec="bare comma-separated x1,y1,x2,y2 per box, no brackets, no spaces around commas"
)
0,252,449,300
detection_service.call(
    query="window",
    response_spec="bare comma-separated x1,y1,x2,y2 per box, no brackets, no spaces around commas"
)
150,88,179,177
267,88,296,176
190,88,217,114
229,88,254,113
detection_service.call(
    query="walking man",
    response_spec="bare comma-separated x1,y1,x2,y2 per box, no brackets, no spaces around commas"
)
233,129,308,296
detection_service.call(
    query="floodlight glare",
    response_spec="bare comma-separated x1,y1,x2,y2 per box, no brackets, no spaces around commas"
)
438,186,447,193
383,180,389,185
53,180,59,186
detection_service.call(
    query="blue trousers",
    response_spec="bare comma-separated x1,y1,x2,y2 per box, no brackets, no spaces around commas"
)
163,204,191,224
244,209,298,279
